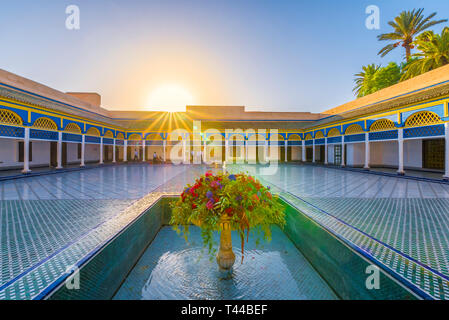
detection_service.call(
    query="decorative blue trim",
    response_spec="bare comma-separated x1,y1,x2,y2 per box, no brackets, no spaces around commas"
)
85,136,101,144
0,124,25,138
315,138,325,145
325,126,341,136
0,104,28,124
30,113,61,130
404,124,444,139
327,136,342,144
305,140,313,146
369,130,398,141
30,129,58,141
287,141,302,146
103,138,114,145
342,121,365,133
401,104,445,125
62,133,82,142
344,134,365,143
145,140,164,146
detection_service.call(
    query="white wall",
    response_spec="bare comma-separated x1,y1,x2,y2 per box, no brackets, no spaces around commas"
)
85,144,100,162
0,139,20,168
30,141,50,166
346,143,365,167
291,146,301,160
370,141,398,167
327,145,335,164
66,142,80,164
404,139,422,169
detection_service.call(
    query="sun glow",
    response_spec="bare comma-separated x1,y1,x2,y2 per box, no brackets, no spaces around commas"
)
147,84,194,112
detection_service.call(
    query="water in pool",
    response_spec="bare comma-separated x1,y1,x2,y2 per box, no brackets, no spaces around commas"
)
113,226,338,300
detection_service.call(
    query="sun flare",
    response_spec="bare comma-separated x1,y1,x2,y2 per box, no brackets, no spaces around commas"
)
147,84,194,112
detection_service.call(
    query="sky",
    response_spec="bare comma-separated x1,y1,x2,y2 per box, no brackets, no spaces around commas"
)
1,0,449,113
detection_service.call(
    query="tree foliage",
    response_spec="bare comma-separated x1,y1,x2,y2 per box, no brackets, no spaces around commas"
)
378,8,447,61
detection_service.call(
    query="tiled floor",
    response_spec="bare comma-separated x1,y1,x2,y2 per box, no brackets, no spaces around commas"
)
0,164,190,299
2,163,449,299
229,164,449,299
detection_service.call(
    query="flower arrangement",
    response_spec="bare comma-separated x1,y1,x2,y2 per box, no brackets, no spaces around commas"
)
170,170,285,262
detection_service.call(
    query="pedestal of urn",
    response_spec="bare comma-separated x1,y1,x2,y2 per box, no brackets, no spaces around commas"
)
216,215,235,270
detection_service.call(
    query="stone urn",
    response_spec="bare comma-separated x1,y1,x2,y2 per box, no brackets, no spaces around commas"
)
216,214,236,270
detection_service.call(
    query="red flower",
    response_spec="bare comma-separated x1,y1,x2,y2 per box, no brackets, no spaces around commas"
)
266,192,272,199
225,207,233,214
205,171,213,177
192,203,197,209
252,194,259,201
206,200,214,210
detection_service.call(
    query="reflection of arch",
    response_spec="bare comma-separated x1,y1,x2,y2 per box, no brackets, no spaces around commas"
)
104,130,114,138
327,128,340,137
370,119,396,132
0,109,23,125
207,134,223,142
64,123,82,134
345,124,364,135
128,133,141,140
229,134,245,141
167,133,183,141
146,133,163,140
248,134,265,141
288,134,301,141
116,132,125,139
314,131,324,138
305,133,313,140
86,127,100,136
33,117,58,130
269,134,284,141
405,111,442,127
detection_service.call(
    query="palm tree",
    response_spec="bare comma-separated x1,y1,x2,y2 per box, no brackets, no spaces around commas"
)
401,27,449,80
378,8,447,61
353,64,380,97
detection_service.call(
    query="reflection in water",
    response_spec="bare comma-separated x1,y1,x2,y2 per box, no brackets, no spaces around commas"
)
114,226,337,300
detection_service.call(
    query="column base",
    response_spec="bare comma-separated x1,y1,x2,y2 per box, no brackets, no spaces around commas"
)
22,169,31,174
363,166,370,170
443,175,449,181
397,170,405,176
56,166,63,170
80,164,86,167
